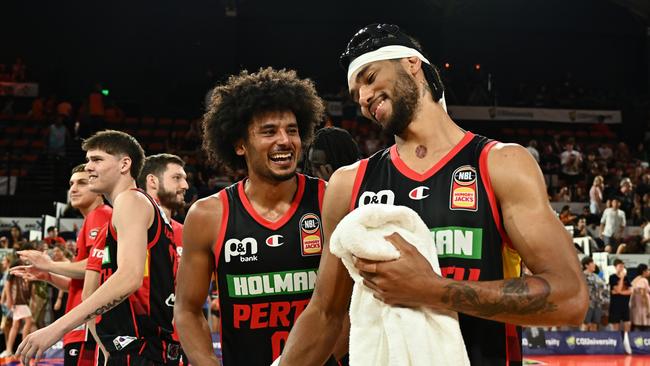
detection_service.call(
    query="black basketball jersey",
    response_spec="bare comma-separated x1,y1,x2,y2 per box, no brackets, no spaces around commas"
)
214,174,325,366
350,132,522,366
98,189,179,363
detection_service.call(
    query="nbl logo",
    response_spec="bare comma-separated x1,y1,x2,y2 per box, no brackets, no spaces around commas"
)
359,190,395,206
224,237,258,263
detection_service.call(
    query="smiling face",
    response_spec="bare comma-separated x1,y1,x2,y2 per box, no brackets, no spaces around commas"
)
348,59,420,136
85,149,126,194
237,110,301,182
69,171,101,210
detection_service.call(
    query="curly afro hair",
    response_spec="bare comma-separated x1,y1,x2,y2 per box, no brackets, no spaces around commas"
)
202,67,325,171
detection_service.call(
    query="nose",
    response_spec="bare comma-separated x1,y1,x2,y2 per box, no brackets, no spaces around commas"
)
358,85,373,108
180,178,189,190
276,128,290,146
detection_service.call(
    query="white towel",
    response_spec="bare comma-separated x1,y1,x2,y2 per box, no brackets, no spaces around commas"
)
329,204,470,366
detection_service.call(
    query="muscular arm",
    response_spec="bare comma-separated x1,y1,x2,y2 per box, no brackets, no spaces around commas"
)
16,191,153,363
174,196,221,366
280,166,356,366
356,144,588,326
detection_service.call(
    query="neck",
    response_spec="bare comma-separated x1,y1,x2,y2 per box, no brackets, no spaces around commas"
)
106,177,137,204
79,197,104,217
244,173,298,210
393,100,465,163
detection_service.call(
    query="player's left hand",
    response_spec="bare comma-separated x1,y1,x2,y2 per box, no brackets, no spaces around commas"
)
16,323,64,365
354,232,439,307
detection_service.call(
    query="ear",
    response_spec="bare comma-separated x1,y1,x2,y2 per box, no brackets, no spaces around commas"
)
119,156,132,175
235,138,246,157
404,56,422,76
146,174,158,191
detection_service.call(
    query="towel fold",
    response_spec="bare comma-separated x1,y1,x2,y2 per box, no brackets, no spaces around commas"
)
330,204,470,366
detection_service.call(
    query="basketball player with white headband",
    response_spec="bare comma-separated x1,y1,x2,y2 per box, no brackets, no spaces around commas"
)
280,23,587,365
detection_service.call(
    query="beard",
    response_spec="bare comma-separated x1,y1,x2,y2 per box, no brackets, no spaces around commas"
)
158,185,186,211
382,67,420,137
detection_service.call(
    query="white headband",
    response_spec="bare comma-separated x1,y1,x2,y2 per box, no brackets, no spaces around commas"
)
346,45,446,111
347,45,431,82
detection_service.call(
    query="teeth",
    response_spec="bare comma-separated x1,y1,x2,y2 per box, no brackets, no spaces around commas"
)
270,153,291,159
373,99,385,118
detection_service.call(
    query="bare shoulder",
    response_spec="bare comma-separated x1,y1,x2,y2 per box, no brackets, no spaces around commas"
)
111,190,153,225
487,143,547,204
328,160,362,192
113,190,151,210
183,193,224,250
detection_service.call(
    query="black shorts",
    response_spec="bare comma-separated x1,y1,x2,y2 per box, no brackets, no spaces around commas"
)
64,342,97,366
97,343,182,366
609,300,630,323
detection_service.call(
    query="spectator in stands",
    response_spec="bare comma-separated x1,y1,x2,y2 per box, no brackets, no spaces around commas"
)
590,175,605,215
618,178,635,219
45,114,72,158
0,255,12,349
637,174,650,198
599,143,614,162
634,143,648,163
87,83,105,135
43,226,65,247
526,140,540,163
559,205,577,225
30,97,44,121
0,259,33,357
630,263,650,331
554,186,572,202
0,237,8,249
581,205,600,227
600,198,626,253
560,138,583,186
609,258,632,332
9,225,25,250
573,217,589,238
581,256,607,331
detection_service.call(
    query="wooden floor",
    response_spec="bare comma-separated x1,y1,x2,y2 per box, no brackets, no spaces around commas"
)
525,355,650,365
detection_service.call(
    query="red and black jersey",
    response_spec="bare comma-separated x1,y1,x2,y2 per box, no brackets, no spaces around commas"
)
214,174,325,366
350,132,522,366
96,189,179,363
64,204,112,346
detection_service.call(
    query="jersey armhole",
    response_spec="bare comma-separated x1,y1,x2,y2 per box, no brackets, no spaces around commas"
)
318,179,326,212
348,159,369,212
213,190,230,268
478,141,515,250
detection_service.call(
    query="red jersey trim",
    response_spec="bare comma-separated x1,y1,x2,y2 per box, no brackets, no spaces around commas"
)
349,159,369,212
213,190,230,267
478,140,514,250
505,323,522,364
237,174,306,231
390,131,475,182
317,179,326,212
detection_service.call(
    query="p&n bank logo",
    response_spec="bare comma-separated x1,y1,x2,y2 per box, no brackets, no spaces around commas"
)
224,237,258,263
359,189,395,206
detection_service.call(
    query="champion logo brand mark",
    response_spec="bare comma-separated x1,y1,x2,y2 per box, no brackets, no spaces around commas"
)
409,186,429,200
266,235,284,247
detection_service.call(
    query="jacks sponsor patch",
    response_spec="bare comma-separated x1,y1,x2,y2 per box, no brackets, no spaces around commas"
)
450,165,478,211
299,213,322,256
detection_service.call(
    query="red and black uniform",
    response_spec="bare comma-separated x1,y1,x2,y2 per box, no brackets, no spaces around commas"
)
96,189,180,365
64,204,112,366
214,174,326,366
350,132,522,366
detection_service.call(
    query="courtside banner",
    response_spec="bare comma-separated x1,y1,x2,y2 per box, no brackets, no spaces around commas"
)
447,106,622,124
630,332,650,355
522,330,625,355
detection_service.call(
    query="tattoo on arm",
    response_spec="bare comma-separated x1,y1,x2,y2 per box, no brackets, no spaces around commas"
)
84,294,128,321
441,276,557,318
